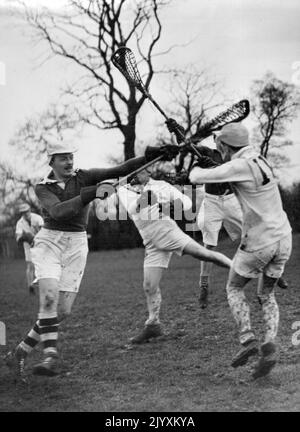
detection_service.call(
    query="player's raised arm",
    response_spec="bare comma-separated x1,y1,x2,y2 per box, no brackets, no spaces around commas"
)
85,144,180,185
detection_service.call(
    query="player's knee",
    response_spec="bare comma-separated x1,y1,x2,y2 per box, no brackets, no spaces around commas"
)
143,279,158,294
41,290,57,312
258,275,276,304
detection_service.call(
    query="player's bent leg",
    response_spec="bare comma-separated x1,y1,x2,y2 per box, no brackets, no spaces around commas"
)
226,269,259,368
199,244,215,309
58,291,78,322
32,278,60,376
253,275,279,379
131,267,164,344
183,240,232,269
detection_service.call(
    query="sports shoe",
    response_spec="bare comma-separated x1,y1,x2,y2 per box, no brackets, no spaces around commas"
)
231,339,259,368
198,285,209,309
130,323,163,344
33,354,59,377
5,346,28,382
252,341,277,379
277,277,288,290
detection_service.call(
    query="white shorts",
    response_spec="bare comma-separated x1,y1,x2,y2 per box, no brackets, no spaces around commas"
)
31,228,89,293
232,233,292,279
197,193,242,246
143,221,193,268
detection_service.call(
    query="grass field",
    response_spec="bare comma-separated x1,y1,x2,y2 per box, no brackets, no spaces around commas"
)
0,235,300,412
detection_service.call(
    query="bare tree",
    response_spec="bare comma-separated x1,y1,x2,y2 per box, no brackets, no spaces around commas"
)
9,103,80,171
21,0,172,160
154,66,223,181
251,71,300,158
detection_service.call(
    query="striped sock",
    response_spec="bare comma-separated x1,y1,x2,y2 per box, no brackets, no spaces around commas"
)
38,314,59,357
19,321,41,354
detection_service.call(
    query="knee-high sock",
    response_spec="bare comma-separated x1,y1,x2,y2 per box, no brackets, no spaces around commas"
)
19,321,41,354
38,313,59,356
145,286,162,326
259,292,279,344
227,284,255,344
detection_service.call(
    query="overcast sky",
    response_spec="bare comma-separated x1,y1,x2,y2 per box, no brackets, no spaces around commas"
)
0,0,299,183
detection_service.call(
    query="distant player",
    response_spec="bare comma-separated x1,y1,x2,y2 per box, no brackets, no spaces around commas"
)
115,167,232,344
15,203,43,295
189,122,292,378
193,145,243,308
6,139,179,381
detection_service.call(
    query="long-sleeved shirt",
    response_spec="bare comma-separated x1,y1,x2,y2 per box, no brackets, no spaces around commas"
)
35,157,146,232
194,145,233,195
118,179,192,242
189,146,291,251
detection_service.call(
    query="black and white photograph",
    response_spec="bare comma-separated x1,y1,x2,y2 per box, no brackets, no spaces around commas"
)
0,0,300,414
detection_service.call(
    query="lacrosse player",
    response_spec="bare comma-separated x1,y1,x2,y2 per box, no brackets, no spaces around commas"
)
188,122,292,378
15,203,43,295
6,139,179,380
192,143,288,309
115,167,232,344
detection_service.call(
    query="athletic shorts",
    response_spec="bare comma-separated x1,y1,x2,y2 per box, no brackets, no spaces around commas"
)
197,193,242,246
143,221,193,268
31,228,89,293
232,233,292,279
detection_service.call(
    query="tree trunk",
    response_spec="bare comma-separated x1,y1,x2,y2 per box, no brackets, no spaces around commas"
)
123,116,137,160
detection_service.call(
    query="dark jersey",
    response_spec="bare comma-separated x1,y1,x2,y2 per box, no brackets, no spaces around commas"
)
35,157,146,232
195,145,233,195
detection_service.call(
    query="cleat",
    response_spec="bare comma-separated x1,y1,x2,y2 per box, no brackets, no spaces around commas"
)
252,341,277,379
33,354,59,377
5,346,28,382
198,285,209,309
231,339,259,368
130,323,163,344
277,277,288,290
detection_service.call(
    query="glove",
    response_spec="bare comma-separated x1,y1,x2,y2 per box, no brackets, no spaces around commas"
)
165,118,185,144
191,155,219,169
136,190,158,212
145,144,180,162
20,232,34,245
80,185,97,205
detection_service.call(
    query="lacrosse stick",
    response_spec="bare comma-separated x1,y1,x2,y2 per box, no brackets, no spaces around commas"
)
111,47,250,157
189,99,250,143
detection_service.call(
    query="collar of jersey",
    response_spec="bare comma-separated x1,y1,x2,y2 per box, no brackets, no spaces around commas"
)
39,169,78,184
231,145,253,160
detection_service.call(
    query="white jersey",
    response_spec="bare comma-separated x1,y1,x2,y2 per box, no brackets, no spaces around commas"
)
118,179,192,243
190,146,291,251
15,212,44,256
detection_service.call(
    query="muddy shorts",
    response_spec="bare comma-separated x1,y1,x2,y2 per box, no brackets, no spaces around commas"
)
142,221,193,268
31,228,89,293
197,193,242,246
232,233,292,279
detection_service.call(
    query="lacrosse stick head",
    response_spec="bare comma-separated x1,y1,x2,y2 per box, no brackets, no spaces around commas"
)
191,99,250,142
111,47,148,95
